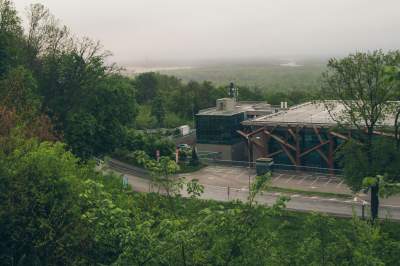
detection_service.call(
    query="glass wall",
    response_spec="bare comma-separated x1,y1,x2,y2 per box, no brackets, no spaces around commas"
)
196,113,245,145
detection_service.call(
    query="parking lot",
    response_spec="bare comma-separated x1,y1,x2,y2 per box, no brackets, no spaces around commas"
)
271,170,351,194
182,165,352,195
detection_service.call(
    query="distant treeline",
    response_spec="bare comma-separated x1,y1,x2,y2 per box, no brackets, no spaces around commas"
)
132,72,315,129
159,63,324,92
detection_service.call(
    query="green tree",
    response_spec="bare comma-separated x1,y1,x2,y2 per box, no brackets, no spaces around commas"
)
0,139,87,265
135,105,157,129
0,66,41,115
151,93,166,127
384,65,400,147
189,146,200,166
133,72,160,103
0,0,23,76
321,50,400,220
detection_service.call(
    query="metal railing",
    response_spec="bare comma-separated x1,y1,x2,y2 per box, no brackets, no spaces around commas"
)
199,158,343,175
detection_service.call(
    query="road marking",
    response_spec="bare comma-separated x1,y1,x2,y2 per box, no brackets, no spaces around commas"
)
273,174,283,181
297,176,308,184
285,175,295,183
323,178,333,187
336,180,344,188
310,177,320,185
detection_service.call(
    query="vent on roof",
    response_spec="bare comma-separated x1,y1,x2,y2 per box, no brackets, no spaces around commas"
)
216,98,235,111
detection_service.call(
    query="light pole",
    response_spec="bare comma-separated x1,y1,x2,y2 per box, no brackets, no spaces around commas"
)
362,200,368,220
247,136,260,190
247,137,252,191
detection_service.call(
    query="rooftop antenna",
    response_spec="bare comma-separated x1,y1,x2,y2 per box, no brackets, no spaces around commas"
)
228,82,239,101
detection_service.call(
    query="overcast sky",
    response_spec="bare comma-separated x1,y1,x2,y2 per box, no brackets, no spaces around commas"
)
14,0,400,64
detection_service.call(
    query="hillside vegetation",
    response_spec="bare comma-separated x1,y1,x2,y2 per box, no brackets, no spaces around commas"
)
2,1,400,265
160,63,325,92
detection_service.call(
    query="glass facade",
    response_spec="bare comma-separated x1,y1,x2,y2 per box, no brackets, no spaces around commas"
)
196,113,245,145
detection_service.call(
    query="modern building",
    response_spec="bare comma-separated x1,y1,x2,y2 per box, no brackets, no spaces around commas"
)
195,98,281,160
196,99,397,170
240,101,396,169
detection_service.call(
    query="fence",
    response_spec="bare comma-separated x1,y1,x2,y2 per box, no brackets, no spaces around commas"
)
199,158,343,175
125,175,379,220
107,158,150,178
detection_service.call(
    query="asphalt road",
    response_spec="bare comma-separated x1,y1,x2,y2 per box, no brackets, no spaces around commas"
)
114,168,400,221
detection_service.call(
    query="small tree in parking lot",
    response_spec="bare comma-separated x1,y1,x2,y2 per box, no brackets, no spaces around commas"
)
189,146,200,166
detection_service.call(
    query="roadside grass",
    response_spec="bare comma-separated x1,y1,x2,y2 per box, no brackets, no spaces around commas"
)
265,186,353,199
177,163,206,174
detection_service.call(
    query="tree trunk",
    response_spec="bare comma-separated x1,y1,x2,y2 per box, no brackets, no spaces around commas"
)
366,127,380,221
371,183,379,221
366,127,373,166
395,109,400,149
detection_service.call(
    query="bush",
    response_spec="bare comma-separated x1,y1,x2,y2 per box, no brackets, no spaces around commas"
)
135,105,157,129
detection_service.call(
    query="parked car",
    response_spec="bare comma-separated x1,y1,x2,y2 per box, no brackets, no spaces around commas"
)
177,143,191,150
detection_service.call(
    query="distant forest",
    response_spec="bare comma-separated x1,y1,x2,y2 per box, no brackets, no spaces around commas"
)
159,62,325,92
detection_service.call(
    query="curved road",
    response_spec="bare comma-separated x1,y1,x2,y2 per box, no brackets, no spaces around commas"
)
107,160,400,220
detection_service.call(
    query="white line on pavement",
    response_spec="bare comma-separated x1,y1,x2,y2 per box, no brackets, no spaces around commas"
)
285,175,295,183
273,174,283,181
311,177,320,185
323,178,333,187
297,176,308,184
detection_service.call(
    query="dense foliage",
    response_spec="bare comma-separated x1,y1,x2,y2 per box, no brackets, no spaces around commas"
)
1,135,400,265
2,1,400,265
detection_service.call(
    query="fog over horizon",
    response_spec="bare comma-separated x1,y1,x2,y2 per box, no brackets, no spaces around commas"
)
15,0,400,66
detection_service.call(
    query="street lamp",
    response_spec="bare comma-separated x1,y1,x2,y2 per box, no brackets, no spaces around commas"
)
247,138,252,191
362,200,368,220
247,136,261,190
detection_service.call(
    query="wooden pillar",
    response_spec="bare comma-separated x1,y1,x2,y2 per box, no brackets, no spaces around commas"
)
248,137,253,163
261,127,267,157
264,126,270,157
328,131,334,174
295,126,301,166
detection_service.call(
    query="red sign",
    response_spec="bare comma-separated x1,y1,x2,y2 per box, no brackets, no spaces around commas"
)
156,150,160,162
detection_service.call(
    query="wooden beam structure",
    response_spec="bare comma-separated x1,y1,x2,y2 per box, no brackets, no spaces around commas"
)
234,122,391,172
237,125,357,171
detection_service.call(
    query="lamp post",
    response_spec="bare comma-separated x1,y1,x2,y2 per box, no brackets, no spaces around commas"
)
362,200,368,220
247,136,261,190
247,137,252,191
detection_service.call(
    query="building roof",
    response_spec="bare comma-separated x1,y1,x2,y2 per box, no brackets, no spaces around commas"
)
242,101,397,127
197,101,275,116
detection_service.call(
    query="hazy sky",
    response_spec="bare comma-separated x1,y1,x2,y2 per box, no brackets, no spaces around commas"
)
14,0,400,64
